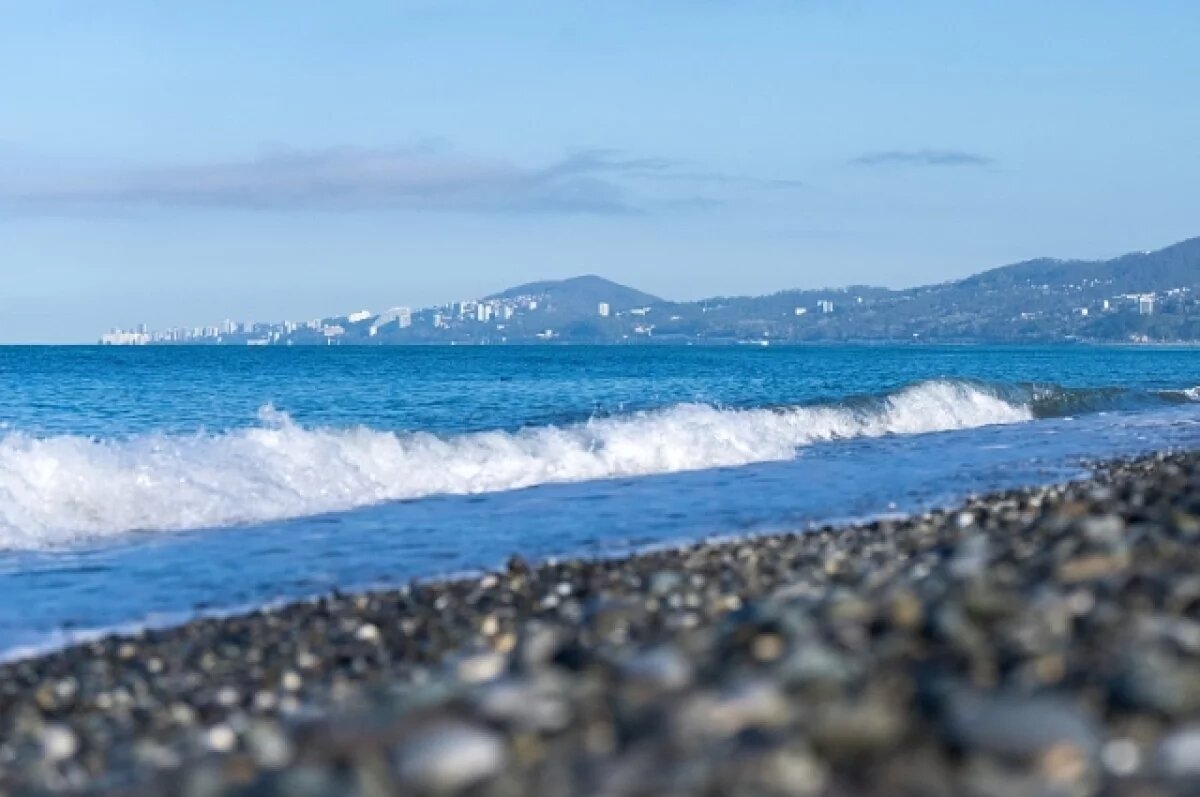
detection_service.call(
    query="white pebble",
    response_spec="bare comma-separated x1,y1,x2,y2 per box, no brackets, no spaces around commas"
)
1157,726,1200,777
205,724,237,753
396,722,507,790
1102,738,1141,775
215,686,240,707
455,651,508,684
41,724,78,762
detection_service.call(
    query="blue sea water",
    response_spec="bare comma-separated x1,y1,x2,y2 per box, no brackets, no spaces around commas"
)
2,344,1200,657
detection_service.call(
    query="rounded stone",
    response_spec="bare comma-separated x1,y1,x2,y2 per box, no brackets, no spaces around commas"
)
394,721,507,791
942,691,1100,764
40,724,79,762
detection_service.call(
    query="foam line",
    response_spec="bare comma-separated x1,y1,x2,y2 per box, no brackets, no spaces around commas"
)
0,380,1036,548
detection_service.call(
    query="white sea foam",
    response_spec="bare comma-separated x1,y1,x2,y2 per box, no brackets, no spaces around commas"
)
0,380,1031,548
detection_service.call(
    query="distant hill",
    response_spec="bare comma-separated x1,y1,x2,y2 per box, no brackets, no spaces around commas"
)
110,235,1200,345
960,236,1200,293
487,275,661,315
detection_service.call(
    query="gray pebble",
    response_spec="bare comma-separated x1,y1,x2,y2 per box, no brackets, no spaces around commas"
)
394,721,507,792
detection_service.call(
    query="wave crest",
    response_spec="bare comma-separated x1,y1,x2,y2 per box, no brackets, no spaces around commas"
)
0,380,1030,548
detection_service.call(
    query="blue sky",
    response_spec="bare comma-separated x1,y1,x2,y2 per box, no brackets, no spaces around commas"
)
2,1,1198,342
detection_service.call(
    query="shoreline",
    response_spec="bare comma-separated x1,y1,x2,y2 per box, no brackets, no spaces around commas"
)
3,451,1200,794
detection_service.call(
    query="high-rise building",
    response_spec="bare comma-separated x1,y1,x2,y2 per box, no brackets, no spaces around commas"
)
598,302,611,318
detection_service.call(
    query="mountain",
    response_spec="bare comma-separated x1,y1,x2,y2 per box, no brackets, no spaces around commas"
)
486,275,662,315
112,235,1200,345
960,236,1200,293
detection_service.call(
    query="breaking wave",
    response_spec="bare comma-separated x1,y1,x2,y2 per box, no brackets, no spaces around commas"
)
1,377,1191,548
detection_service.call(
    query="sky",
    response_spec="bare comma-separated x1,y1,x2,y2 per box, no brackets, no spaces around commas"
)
1,1,1198,343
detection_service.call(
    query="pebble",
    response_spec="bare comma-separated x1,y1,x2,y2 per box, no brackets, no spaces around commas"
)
450,650,508,684
942,691,1101,764
245,722,292,769
472,676,571,732
393,722,507,791
679,679,791,740
204,725,237,754
1155,725,1200,778
1100,738,1141,776
2,450,1200,796
40,724,79,762
619,646,692,691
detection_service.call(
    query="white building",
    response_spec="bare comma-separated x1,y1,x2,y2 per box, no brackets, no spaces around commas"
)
794,307,808,316
817,300,834,314
347,310,373,324
99,330,150,346
598,302,611,318
1138,295,1155,315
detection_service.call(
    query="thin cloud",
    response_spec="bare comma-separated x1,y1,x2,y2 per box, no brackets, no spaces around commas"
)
0,146,803,216
558,149,806,189
850,149,995,168
1,147,636,215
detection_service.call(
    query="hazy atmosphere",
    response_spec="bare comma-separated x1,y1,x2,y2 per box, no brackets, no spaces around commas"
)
3,0,1198,342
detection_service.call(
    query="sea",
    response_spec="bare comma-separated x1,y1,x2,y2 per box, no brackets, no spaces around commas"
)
3,344,1200,659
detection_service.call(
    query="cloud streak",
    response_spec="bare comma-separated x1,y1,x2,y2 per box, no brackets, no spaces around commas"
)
0,146,804,216
850,149,995,168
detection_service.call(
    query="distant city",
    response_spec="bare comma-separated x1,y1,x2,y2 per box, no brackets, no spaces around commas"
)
101,235,1200,346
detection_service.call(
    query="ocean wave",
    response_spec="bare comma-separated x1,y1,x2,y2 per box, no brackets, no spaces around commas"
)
0,379,1037,548
1025,382,1200,418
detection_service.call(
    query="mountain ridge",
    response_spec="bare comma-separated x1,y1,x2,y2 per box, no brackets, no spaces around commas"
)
106,235,1200,345
485,274,662,313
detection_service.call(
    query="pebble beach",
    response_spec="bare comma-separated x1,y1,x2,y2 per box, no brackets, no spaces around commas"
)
4,450,1200,796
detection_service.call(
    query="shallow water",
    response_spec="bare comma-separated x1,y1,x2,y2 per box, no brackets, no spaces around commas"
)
2,345,1199,656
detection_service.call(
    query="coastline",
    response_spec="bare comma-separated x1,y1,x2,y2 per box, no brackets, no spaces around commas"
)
3,452,1200,795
